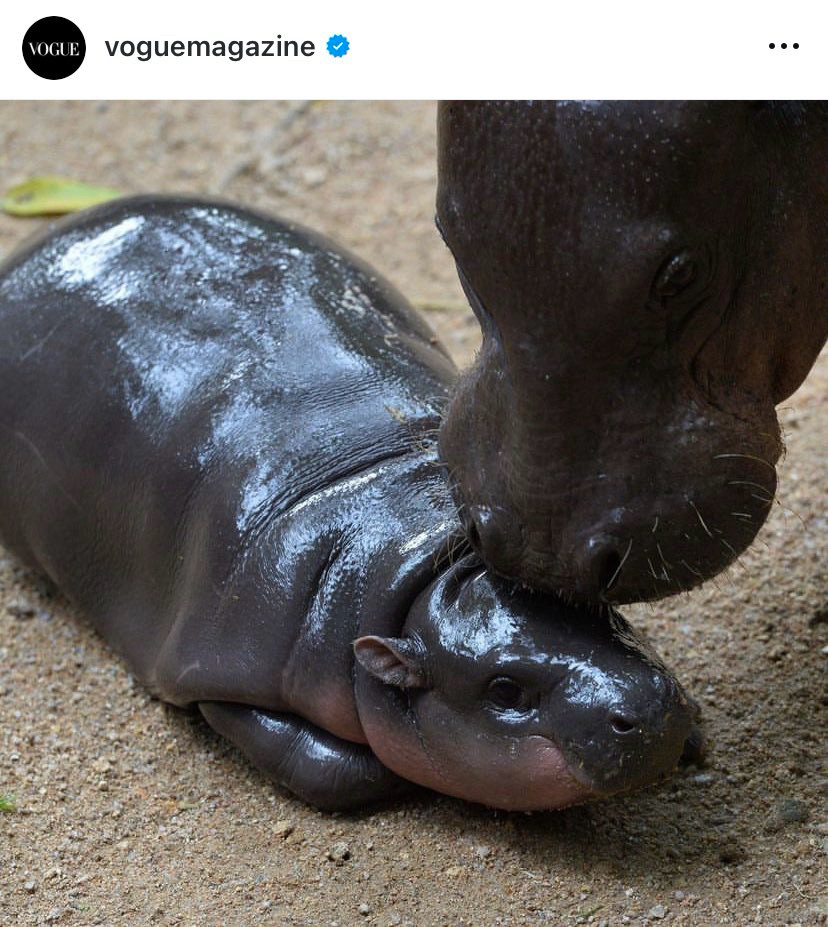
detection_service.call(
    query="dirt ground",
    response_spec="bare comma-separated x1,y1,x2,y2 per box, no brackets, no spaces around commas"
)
0,101,824,927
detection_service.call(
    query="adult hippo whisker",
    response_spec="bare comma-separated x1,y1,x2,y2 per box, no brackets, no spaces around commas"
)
655,542,672,571
646,557,669,583
687,500,714,539
720,537,738,558
603,538,633,592
720,539,753,574
730,520,771,553
651,516,660,534
432,529,471,572
750,493,774,506
448,532,470,566
554,586,580,610
680,559,704,579
773,497,808,531
727,479,775,495
713,453,778,474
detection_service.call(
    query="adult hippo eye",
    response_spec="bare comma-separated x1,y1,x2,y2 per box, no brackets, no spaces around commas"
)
486,677,528,712
653,250,697,299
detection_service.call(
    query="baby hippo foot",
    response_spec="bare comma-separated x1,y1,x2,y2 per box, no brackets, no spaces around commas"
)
199,702,411,811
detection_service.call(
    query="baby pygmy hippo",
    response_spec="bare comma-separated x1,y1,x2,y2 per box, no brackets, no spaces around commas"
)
0,197,695,809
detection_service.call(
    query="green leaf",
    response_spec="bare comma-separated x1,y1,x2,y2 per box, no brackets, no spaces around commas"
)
2,177,121,216
0,794,17,813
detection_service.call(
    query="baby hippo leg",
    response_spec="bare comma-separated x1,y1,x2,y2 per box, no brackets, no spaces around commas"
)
198,702,410,810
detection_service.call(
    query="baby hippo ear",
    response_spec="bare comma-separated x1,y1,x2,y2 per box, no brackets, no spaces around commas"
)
353,636,429,689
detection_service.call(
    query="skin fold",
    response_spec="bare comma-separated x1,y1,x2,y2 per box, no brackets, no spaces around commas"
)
0,196,696,810
437,101,828,604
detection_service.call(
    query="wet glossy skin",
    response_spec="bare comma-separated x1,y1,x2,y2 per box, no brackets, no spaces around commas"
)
356,558,693,810
437,101,828,604
0,196,693,810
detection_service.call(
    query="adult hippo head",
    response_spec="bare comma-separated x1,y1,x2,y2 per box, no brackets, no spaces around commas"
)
436,101,828,604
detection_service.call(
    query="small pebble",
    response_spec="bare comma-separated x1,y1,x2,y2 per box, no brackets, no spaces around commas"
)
359,902,372,916
777,799,810,825
378,916,402,927
690,772,716,786
674,891,685,901
327,841,351,864
273,820,294,838
649,904,667,919
7,598,35,619
24,880,37,893
301,166,328,187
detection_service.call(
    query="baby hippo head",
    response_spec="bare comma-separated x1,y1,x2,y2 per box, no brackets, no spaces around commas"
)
354,558,694,811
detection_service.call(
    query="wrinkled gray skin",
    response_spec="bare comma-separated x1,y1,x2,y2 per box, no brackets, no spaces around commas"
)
0,196,695,810
437,101,828,604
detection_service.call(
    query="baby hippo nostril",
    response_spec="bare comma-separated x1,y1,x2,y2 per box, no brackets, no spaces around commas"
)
609,711,639,735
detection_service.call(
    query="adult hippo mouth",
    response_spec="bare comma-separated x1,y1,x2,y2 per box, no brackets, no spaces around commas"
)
436,100,827,603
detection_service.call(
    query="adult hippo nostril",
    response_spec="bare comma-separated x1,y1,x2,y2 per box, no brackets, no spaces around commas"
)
572,536,625,598
460,507,480,549
609,712,639,735
466,504,523,571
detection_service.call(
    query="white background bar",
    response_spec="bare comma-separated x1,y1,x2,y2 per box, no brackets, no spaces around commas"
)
2,0,825,99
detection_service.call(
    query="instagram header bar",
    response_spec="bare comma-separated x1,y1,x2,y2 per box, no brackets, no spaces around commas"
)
3,0,826,98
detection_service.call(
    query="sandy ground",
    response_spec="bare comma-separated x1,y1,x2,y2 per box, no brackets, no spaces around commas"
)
0,101,825,927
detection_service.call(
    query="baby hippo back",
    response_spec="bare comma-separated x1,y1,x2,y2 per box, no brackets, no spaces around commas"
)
0,197,456,682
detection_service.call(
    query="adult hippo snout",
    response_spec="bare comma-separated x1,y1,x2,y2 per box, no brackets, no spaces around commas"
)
437,100,827,603
444,357,781,602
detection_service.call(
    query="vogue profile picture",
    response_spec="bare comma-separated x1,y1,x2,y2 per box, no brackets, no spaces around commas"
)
22,17,86,80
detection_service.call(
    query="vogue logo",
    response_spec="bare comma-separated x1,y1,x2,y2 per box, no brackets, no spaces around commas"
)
23,17,86,79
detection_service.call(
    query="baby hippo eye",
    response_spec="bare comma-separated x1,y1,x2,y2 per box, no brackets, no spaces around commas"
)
653,250,697,298
486,676,527,711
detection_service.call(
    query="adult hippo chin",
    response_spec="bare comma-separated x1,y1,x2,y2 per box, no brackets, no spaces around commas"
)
436,101,828,605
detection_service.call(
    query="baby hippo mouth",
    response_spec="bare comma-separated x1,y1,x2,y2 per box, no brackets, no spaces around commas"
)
501,698,694,812
499,735,600,811
548,679,697,804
